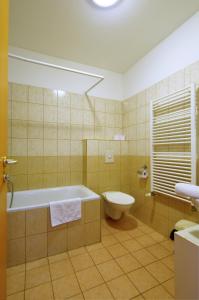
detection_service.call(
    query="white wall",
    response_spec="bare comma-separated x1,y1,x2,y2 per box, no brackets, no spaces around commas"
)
124,12,199,99
9,47,124,101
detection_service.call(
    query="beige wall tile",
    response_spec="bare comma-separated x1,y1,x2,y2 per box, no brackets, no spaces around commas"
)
26,208,47,236
26,233,47,262
7,238,25,267
8,211,25,240
44,88,57,105
44,105,57,123
85,220,101,245
68,224,85,250
28,103,43,122
29,86,43,104
47,229,67,256
7,272,25,296
12,83,28,102
12,101,28,120
84,199,101,223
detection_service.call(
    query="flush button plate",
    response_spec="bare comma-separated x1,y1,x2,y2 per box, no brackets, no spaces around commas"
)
105,150,114,163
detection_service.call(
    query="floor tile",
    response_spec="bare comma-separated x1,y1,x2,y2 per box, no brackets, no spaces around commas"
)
25,265,51,289
26,258,48,271
68,294,84,300
146,261,174,283
25,282,54,300
128,267,159,293
7,291,24,300
49,258,74,280
107,275,139,300
86,242,104,252
48,252,68,264
97,259,123,281
107,243,128,258
160,240,174,252
68,247,87,257
132,248,157,266
135,235,156,247
70,252,94,271
52,274,81,299
76,266,104,291
122,239,143,253
128,228,144,238
7,264,25,277
101,226,112,236
7,272,25,295
147,244,171,259
139,225,155,234
89,247,112,265
133,295,144,300
142,285,174,299
102,235,118,247
116,253,141,273
83,283,114,300
149,232,166,242
162,278,175,297
114,231,132,242
161,255,175,271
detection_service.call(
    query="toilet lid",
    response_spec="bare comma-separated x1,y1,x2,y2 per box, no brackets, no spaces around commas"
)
102,191,135,205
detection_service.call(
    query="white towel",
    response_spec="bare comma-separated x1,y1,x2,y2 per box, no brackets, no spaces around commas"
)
175,183,199,199
50,198,81,227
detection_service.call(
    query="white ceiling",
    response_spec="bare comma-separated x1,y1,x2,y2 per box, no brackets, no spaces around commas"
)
9,0,199,73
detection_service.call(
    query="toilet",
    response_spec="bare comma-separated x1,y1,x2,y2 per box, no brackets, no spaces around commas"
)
102,191,135,220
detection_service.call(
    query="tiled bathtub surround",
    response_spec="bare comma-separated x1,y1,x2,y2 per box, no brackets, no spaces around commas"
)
8,198,101,267
8,83,123,191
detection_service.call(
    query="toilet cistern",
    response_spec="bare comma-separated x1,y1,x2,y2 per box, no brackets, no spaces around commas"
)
175,183,199,211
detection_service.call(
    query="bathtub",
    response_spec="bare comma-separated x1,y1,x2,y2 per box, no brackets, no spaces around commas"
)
7,185,101,267
7,185,100,212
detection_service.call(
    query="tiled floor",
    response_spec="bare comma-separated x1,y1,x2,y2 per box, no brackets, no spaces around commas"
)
7,216,175,300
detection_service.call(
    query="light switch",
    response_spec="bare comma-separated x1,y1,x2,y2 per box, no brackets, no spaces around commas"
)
105,150,114,163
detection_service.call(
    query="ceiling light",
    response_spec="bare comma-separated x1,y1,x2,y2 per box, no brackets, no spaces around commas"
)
92,0,120,8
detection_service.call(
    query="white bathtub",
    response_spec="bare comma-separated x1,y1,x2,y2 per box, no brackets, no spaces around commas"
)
7,185,101,266
7,185,100,212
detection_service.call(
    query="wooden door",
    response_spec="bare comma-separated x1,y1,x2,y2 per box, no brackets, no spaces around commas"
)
0,0,8,298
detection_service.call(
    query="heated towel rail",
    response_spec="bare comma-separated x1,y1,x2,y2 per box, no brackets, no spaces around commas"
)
150,85,196,202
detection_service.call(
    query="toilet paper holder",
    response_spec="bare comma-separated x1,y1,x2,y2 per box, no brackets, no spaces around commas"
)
137,165,148,179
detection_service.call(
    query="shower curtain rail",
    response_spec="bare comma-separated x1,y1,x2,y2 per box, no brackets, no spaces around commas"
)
8,53,104,96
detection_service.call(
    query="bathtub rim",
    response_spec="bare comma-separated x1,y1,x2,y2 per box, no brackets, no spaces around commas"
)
7,185,101,212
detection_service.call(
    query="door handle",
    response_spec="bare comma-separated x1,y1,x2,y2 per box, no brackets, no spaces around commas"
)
3,158,18,167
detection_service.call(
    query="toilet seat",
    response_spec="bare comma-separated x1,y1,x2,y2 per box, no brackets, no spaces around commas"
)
102,191,135,205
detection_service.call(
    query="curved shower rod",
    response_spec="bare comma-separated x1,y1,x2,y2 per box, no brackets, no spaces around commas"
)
8,53,104,97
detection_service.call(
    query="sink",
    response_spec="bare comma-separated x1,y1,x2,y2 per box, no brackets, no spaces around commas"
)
175,224,199,299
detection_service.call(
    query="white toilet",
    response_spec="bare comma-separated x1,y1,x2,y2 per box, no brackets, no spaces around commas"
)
102,191,135,220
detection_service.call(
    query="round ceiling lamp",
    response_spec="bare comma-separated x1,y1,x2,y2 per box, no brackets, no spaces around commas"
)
92,0,120,8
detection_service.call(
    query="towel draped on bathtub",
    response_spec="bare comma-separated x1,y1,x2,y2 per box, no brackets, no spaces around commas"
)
50,198,81,227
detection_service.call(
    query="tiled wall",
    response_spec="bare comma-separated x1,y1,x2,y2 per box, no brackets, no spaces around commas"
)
8,59,199,239
8,83,123,191
83,140,130,194
83,139,131,216
8,198,101,266
123,60,199,237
